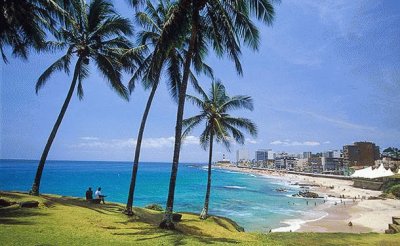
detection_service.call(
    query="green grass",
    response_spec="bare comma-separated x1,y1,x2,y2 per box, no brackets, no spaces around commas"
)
1,191,399,245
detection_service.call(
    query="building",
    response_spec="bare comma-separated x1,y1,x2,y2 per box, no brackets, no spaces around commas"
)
294,158,307,172
255,149,270,162
275,156,297,170
216,154,231,165
343,142,380,167
303,152,312,159
321,157,344,174
267,150,275,160
236,149,249,163
309,157,323,173
322,150,341,158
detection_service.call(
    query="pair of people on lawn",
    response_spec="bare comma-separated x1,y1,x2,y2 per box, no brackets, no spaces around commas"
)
85,187,106,204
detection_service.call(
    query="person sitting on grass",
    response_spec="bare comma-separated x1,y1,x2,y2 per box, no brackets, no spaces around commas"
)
95,187,106,204
85,187,93,201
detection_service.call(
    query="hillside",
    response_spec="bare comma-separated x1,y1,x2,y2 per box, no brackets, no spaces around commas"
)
0,191,399,245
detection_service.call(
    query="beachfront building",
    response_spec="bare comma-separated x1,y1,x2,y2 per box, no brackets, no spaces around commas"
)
267,150,275,160
274,156,297,170
321,157,344,174
255,149,269,162
309,157,323,173
295,158,308,172
236,149,250,164
343,142,380,167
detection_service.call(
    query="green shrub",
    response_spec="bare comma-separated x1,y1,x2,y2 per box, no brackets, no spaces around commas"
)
388,184,400,198
145,203,163,211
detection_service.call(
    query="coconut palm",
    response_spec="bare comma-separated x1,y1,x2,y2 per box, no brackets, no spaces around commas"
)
183,80,257,219
0,0,70,63
31,0,135,195
160,0,276,229
124,0,213,215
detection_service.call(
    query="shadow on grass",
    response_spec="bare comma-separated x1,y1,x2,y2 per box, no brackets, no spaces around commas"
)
0,207,48,226
40,195,124,215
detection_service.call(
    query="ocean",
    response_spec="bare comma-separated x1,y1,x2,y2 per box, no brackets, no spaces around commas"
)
0,159,325,232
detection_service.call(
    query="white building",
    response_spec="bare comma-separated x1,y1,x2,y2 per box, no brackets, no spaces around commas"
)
267,150,275,160
236,149,249,163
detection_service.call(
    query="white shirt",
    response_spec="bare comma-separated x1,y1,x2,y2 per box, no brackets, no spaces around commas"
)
95,190,102,198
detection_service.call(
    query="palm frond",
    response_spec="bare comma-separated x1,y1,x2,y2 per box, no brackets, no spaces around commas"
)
94,53,129,100
36,52,72,93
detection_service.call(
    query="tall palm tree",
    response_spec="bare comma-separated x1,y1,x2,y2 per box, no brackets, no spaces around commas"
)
183,81,257,219
31,0,135,195
0,0,69,63
160,0,276,229
124,0,213,215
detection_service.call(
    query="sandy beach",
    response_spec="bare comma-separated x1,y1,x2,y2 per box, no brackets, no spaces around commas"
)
216,165,400,233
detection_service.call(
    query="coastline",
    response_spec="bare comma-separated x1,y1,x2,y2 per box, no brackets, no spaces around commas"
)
215,164,400,233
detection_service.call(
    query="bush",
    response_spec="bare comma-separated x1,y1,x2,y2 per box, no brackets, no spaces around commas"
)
145,204,163,211
388,184,400,198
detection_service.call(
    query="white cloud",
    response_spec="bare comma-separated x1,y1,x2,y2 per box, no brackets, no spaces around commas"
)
323,141,331,144
270,140,320,147
245,138,258,144
80,137,99,141
71,136,200,150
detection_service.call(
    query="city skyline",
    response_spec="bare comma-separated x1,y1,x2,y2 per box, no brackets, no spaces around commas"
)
1,0,400,162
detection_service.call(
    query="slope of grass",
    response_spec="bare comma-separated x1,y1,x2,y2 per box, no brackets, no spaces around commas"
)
1,191,399,245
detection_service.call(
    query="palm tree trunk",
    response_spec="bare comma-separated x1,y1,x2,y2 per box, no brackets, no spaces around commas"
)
200,132,213,220
159,7,199,230
125,81,159,215
31,58,82,196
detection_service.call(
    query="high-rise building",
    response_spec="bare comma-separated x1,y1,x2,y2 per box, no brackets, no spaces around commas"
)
321,157,343,173
267,150,275,160
343,142,380,167
303,152,312,159
236,149,249,163
255,149,270,162
275,156,297,170
323,150,341,158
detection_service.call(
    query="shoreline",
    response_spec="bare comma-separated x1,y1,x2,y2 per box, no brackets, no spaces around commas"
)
215,164,400,233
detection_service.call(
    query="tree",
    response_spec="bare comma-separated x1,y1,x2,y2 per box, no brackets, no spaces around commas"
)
124,0,213,215
183,80,257,219
160,0,276,229
31,0,135,195
0,0,68,63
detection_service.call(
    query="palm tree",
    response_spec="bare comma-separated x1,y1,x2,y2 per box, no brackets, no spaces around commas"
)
0,0,69,63
183,80,257,219
31,0,135,195
160,0,276,229
124,0,213,215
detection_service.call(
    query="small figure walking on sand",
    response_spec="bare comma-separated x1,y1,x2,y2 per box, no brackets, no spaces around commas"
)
306,201,309,205
314,202,316,206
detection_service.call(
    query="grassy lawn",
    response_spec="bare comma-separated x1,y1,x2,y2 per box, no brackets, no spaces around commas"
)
1,191,399,245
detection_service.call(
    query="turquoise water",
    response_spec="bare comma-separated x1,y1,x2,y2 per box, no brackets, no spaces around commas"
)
0,159,315,231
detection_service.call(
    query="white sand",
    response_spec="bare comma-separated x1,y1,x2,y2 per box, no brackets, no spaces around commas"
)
217,165,400,233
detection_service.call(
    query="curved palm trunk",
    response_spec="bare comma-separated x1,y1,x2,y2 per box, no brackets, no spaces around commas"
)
159,8,199,231
31,58,82,196
200,132,213,220
125,81,159,215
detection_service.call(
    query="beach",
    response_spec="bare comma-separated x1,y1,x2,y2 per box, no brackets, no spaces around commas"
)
217,165,400,233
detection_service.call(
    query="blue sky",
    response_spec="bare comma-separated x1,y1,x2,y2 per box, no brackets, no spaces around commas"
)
1,0,399,162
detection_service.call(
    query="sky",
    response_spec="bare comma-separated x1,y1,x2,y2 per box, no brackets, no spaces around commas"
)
1,0,399,163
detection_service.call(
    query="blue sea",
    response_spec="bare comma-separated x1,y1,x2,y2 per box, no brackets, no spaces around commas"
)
0,159,324,232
